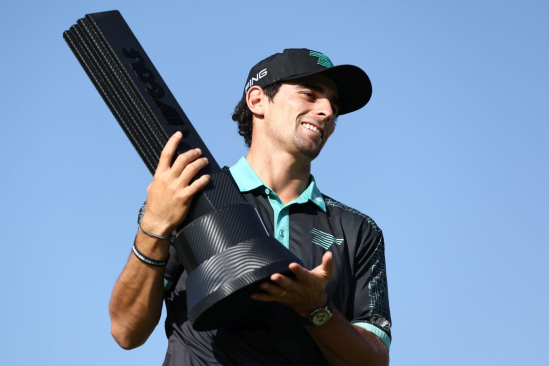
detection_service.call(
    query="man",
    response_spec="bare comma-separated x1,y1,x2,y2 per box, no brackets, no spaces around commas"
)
109,48,392,365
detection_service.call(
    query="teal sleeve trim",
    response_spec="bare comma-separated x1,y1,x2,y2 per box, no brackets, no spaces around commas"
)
353,322,391,352
164,279,174,291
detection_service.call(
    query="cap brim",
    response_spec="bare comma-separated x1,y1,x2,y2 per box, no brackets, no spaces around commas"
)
283,65,372,115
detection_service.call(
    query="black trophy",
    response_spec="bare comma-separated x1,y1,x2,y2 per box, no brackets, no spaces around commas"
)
63,10,302,331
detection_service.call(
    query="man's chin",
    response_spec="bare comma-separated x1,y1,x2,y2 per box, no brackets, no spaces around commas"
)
291,136,325,161
297,144,323,161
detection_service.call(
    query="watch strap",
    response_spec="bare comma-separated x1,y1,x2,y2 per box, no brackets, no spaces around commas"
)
299,297,334,326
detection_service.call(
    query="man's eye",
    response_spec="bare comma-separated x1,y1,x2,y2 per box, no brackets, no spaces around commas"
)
304,92,315,98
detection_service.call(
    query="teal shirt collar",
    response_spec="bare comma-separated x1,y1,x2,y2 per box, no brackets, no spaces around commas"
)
229,157,326,212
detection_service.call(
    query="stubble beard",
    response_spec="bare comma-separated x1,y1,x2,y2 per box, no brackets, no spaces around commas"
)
292,134,324,160
266,122,324,161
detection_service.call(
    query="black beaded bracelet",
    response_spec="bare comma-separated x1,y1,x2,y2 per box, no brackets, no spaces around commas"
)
132,243,169,267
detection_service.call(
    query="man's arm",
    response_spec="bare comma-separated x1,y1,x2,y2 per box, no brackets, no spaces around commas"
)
108,230,169,349
305,308,389,366
251,252,389,366
109,132,210,349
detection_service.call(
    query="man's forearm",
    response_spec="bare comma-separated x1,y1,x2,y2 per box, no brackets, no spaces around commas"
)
108,230,169,349
305,309,389,366
109,134,210,349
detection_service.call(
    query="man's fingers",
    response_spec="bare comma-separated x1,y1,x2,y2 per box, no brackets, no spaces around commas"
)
261,282,287,296
269,273,294,291
156,132,182,173
177,156,208,185
308,251,334,281
184,174,210,196
250,292,279,303
290,252,334,282
319,251,334,279
289,262,312,280
171,148,203,178
250,282,287,303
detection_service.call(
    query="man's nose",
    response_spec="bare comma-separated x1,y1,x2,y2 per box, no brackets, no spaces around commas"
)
314,97,334,119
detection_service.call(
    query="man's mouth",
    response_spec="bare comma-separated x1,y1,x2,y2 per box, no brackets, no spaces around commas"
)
302,122,323,138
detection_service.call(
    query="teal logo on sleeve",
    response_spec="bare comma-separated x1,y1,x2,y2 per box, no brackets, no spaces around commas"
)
164,279,174,290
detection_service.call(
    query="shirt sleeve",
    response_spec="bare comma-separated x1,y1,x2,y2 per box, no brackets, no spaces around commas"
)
351,225,392,352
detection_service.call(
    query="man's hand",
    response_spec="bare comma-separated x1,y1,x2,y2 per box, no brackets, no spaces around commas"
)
251,251,388,365
251,251,334,313
140,131,210,236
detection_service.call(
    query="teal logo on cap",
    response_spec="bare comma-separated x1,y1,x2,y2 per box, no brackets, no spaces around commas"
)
309,51,334,68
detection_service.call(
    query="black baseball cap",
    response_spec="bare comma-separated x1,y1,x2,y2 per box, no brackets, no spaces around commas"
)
242,48,372,115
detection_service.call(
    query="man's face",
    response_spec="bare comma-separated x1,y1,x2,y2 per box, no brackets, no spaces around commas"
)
262,74,339,161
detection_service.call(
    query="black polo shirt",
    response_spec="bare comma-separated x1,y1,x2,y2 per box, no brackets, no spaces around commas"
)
155,157,392,365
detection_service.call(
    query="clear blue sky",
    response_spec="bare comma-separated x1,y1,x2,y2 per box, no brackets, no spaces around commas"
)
1,1,548,365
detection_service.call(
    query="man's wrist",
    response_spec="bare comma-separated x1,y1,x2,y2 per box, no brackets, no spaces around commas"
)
139,213,174,238
296,308,314,317
298,297,333,326
295,293,329,317
134,216,172,264
138,223,172,241
132,243,169,266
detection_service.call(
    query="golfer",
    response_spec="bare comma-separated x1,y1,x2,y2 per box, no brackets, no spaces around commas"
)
109,48,392,366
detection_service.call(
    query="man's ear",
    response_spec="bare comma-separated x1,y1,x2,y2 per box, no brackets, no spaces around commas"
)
246,86,265,117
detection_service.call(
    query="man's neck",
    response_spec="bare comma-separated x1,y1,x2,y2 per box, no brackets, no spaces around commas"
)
245,150,311,206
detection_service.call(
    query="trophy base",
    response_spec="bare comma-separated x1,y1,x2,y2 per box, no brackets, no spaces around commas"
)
186,237,302,331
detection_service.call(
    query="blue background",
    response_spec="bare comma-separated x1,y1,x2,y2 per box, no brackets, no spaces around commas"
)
1,1,548,365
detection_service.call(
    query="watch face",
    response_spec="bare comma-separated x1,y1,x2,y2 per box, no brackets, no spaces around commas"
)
312,309,331,326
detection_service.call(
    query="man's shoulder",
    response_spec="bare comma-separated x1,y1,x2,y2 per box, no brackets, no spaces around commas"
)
322,194,382,233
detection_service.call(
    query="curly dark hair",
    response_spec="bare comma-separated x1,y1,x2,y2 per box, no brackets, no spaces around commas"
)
231,81,283,147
